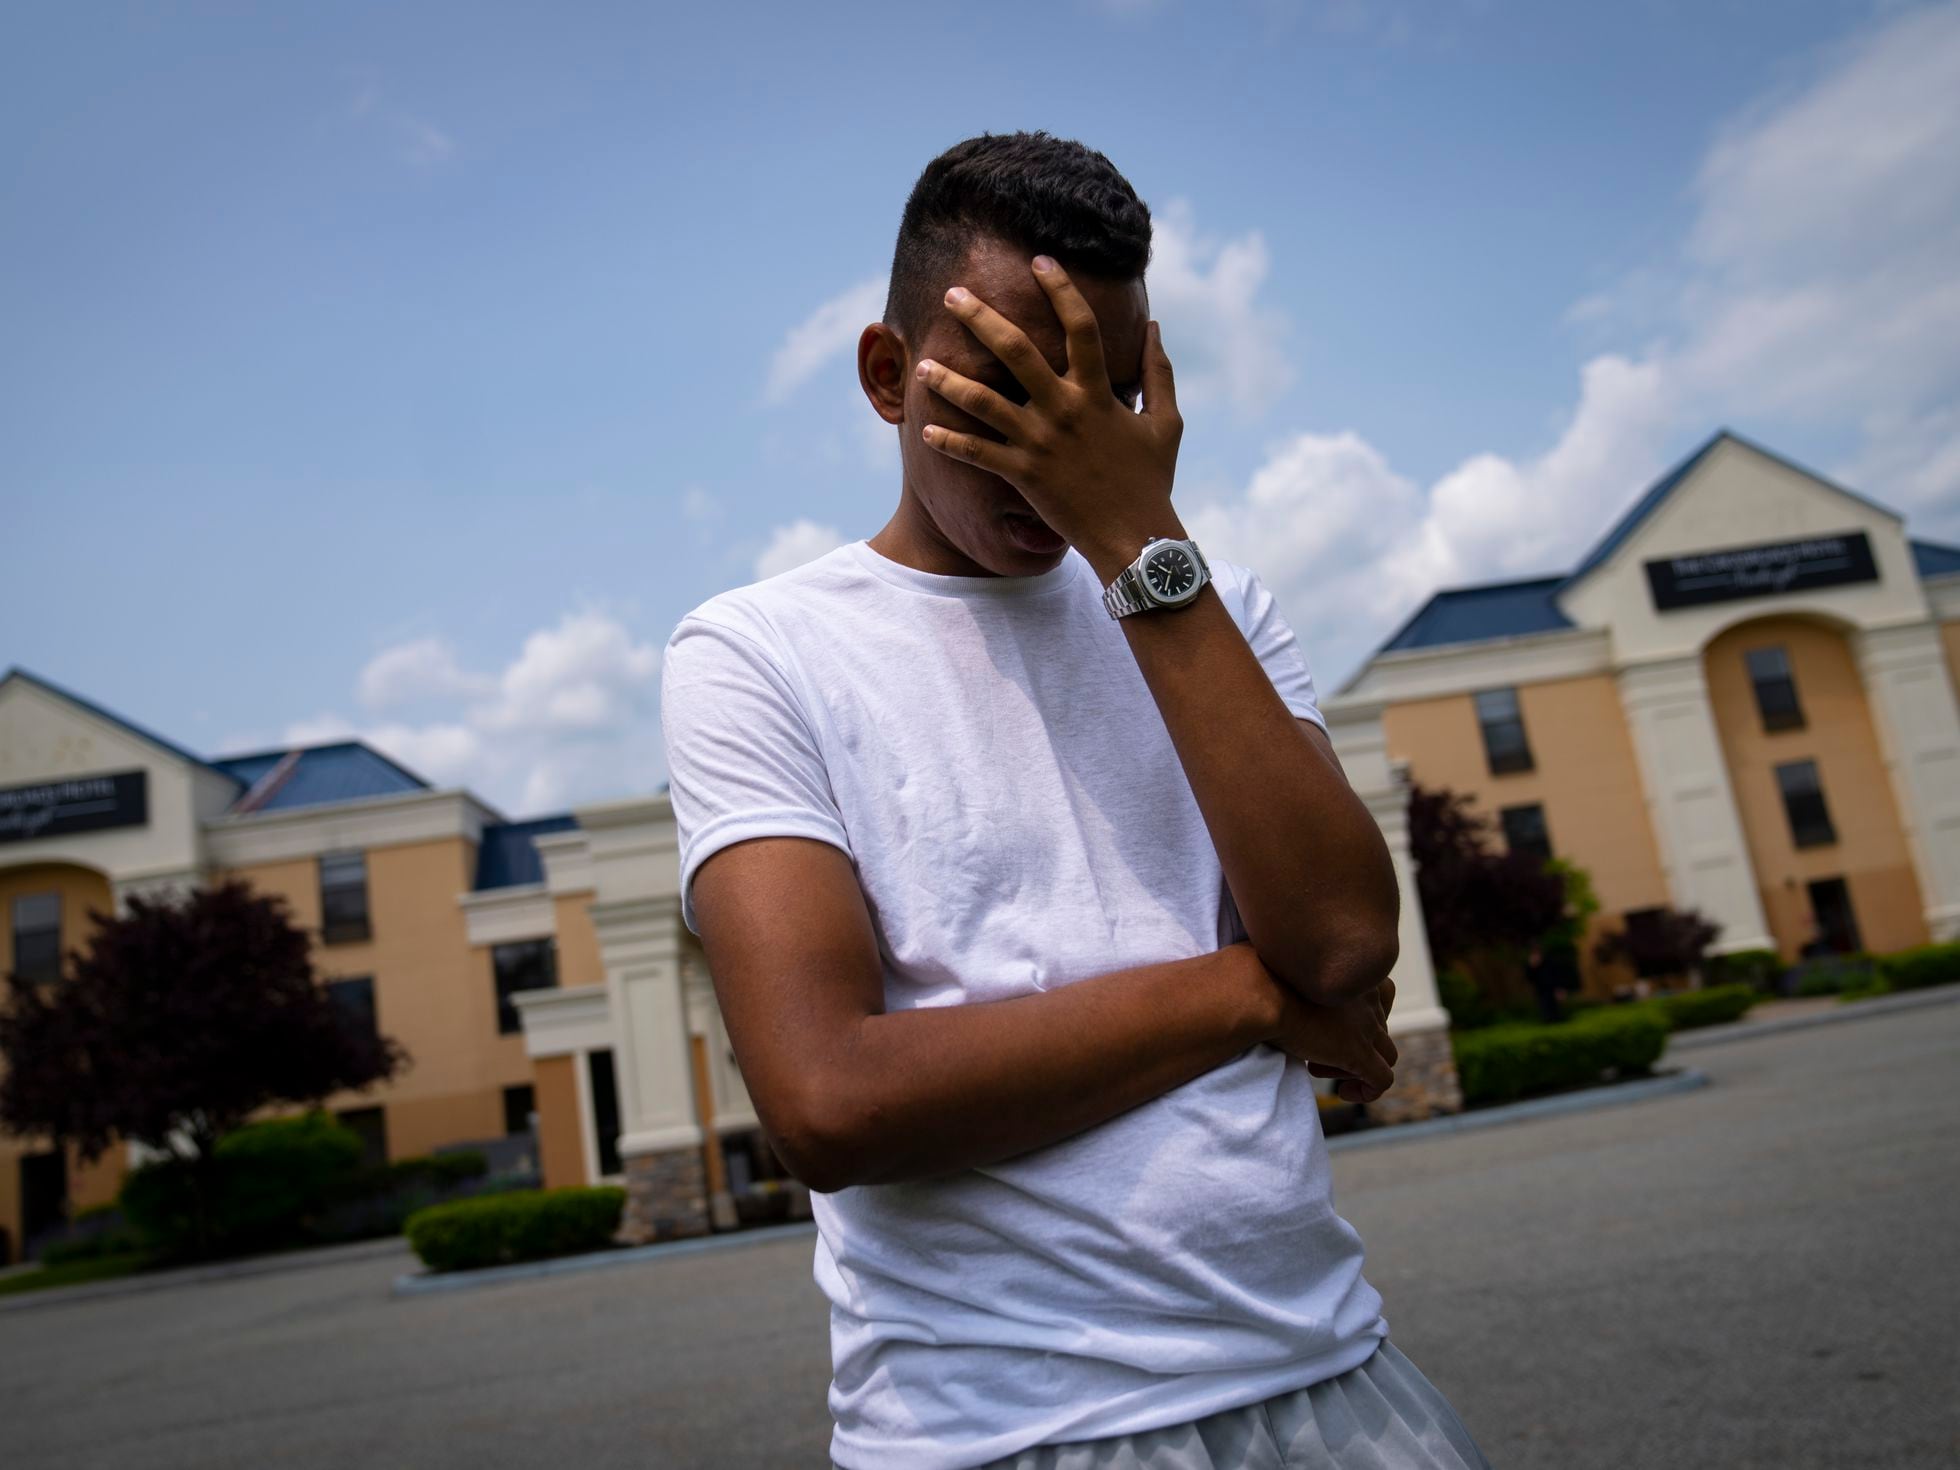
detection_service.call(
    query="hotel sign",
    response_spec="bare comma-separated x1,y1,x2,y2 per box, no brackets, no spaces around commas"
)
1645,531,1879,612
0,770,149,845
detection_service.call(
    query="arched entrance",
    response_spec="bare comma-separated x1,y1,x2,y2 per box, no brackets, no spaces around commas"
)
1702,614,1928,961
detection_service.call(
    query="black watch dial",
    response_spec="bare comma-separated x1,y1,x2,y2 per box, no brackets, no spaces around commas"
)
1143,545,1198,600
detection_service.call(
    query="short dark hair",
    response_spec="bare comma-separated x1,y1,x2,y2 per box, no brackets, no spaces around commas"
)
883,130,1153,347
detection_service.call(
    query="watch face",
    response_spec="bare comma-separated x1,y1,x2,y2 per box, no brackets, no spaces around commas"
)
1143,544,1199,601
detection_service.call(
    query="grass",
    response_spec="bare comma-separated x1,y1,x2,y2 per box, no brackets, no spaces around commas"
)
0,1250,153,1298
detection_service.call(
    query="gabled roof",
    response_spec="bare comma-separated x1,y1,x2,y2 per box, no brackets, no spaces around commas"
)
1376,576,1574,654
1914,538,1960,579
0,666,244,787
1560,428,1903,592
209,741,432,813
473,814,579,891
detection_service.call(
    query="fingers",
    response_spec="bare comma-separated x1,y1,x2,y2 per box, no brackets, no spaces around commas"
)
943,284,1065,410
915,358,1026,440
920,423,1027,479
1028,255,1109,392
1143,320,1181,427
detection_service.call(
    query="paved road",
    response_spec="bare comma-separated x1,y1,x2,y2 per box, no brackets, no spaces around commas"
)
3,1003,1955,1469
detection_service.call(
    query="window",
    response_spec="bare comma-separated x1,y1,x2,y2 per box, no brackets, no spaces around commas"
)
337,1106,388,1167
503,1084,537,1137
319,850,371,944
1807,878,1863,956
1776,760,1836,847
492,938,559,1035
587,1049,622,1178
1474,687,1535,775
10,892,61,983
326,977,378,1040
1745,645,1805,732
1500,804,1553,865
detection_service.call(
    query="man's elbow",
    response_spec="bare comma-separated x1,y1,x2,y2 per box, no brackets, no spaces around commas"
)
756,1082,877,1195
1290,924,1400,1007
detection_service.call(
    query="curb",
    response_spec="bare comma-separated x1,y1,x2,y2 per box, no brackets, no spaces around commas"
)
0,1235,412,1316
1665,983,1960,1051
390,1220,821,1298
1326,1067,1711,1153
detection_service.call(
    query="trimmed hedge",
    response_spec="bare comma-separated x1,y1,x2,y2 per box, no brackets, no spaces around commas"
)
1876,942,1960,994
1704,949,1783,992
1451,1006,1669,1107
1644,984,1759,1031
120,1111,365,1258
405,1186,626,1272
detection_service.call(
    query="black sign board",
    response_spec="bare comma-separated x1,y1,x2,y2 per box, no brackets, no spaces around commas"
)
0,770,149,845
1645,531,1879,611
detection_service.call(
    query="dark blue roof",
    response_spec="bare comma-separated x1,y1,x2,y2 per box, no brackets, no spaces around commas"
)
210,741,431,812
0,667,244,786
1914,538,1960,578
473,815,579,891
1562,429,1901,589
1377,577,1574,653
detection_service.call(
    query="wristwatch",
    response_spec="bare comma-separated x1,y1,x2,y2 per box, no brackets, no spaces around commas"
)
1102,536,1212,618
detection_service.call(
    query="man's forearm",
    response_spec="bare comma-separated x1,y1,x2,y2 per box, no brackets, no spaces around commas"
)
785,944,1277,1191
1078,529,1401,1006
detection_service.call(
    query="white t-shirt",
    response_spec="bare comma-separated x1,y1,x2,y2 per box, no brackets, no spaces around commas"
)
660,537,1388,1470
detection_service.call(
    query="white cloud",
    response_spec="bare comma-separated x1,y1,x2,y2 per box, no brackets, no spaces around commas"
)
341,70,456,167
1146,197,1294,422
1194,1,1960,690
253,609,664,817
765,276,886,403
755,519,847,580
680,484,719,524
357,637,494,710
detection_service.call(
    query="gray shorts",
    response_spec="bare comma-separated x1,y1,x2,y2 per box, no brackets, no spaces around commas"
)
966,1337,1493,1470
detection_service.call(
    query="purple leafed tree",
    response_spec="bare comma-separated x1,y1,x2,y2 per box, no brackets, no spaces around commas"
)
0,877,408,1165
1407,783,1570,970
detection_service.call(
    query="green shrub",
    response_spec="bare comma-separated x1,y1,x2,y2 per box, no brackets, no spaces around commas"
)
39,1227,145,1266
1645,984,1759,1031
120,1111,365,1258
1438,968,1536,1032
1704,949,1784,992
1450,1006,1669,1107
1791,953,1877,997
405,1186,626,1273
1876,942,1960,993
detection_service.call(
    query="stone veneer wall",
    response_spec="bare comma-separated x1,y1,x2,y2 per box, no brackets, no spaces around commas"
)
1367,1024,1463,1125
621,1146,710,1244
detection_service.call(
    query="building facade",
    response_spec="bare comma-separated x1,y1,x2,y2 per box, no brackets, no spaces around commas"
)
0,669,605,1261
1333,430,1960,991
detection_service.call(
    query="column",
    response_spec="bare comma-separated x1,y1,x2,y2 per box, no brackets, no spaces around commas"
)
589,893,710,1243
1327,705,1462,1124
1615,656,1775,953
1853,621,1960,940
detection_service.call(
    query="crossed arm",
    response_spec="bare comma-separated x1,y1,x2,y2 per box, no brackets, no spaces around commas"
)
689,578,1404,1194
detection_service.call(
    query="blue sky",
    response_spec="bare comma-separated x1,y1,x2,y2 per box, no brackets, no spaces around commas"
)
6,1,1958,816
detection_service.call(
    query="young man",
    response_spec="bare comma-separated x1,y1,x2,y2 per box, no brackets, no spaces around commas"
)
662,131,1492,1470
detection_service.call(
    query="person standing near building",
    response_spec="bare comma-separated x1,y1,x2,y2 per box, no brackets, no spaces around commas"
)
661,131,1493,1470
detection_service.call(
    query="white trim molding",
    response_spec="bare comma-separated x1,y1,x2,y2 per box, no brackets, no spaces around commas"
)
460,882,557,948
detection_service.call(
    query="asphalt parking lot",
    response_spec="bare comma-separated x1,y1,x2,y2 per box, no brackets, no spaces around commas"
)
3,998,1955,1470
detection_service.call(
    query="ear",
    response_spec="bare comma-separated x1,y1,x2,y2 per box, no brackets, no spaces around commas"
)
858,322,911,425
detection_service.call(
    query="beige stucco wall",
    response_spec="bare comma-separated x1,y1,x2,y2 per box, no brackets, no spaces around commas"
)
1382,673,1670,993
0,863,122,1259
1941,617,1960,698
533,1054,587,1190
220,834,533,1161
552,892,604,989
1704,616,1927,959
